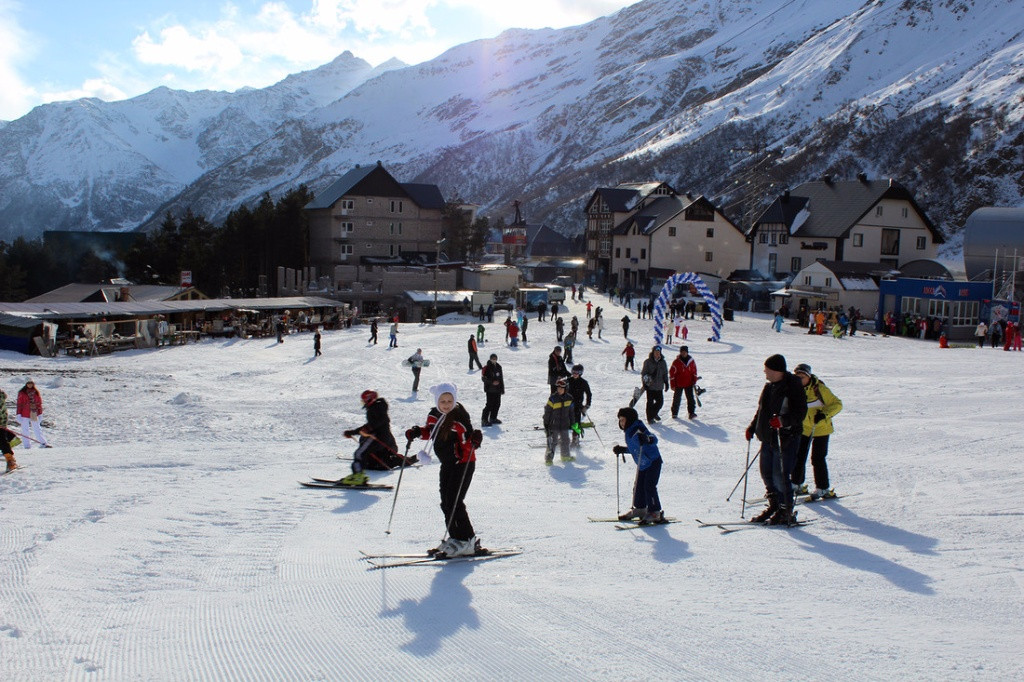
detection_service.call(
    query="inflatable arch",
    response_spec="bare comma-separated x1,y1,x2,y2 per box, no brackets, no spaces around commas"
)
652,273,723,345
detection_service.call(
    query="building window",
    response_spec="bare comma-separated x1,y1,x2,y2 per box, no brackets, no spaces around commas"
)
853,233,863,247
791,257,801,272
615,247,620,258
875,205,883,217
340,244,353,256
669,226,677,237
759,233,769,244
340,222,353,234
640,249,646,259
340,199,354,210
902,207,909,218
804,275,812,285
705,252,713,262
706,227,714,238
625,248,631,258
825,277,832,287
916,236,926,249
389,222,403,235
768,253,777,274
778,233,788,244
390,200,403,213
685,204,714,221
881,228,900,256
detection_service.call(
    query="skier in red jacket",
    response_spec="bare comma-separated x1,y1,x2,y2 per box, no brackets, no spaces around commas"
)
669,346,699,419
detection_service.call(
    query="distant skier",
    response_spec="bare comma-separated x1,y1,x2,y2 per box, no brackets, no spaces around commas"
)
481,353,505,426
621,315,631,338
368,319,378,345
407,348,426,392
613,406,665,524
313,328,322,357
566,364,592,446
622,341,636,371
669,345,698,420
468,335,483,371
640,346,669,423
388,320,399,348
405,383,483,558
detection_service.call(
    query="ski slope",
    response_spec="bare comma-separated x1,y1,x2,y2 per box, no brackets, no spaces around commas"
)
1,294,1021,680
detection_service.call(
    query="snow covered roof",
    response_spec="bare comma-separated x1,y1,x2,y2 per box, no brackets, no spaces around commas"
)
0,296,343,319
402,290,477,303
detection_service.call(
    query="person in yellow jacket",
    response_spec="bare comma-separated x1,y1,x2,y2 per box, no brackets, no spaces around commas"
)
790,363,842,499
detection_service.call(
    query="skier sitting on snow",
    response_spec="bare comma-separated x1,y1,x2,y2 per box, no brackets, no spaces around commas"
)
613,407,664,524
339,390,404,484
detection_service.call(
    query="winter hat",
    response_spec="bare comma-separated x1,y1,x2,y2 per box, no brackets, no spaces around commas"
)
652,345,662,352
429,382,458,406
793,363,812,377
616,407,639,429
679,346,689,353
764,354,787,372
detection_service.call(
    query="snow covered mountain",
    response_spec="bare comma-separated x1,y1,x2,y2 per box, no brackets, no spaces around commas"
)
0,52,401,239
3,0,1023,248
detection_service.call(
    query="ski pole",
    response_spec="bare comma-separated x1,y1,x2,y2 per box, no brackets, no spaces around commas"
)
385,439,414,535
740,439,752,518
2,427,45,445
583,410,606,448
726,446,760,501
615,447,621,516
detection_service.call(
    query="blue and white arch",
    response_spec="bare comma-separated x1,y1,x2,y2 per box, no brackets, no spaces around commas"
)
652,273,723,344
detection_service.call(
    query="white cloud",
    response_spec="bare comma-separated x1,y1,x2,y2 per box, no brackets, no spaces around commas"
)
0,0,39,119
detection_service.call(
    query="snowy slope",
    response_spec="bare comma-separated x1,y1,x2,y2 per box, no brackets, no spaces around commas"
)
1,295,1022,679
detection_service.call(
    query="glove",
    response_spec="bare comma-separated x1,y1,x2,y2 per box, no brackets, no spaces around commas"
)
638,432,654,445
405,426,421,441
745,426,754,441
343,429,359,438
769,415,783,430
612,445,629,455
469,429,483,447
813,412,827,424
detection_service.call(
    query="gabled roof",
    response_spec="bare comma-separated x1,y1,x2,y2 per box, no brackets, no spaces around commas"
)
804,260,895,291
304,165,379,210
752,178,942,243
611,194,739,237
305,163,446,211
524,224,578,258
584,182,676,214
401,183,445,210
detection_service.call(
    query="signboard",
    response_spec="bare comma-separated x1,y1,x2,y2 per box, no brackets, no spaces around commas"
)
180,271,192,286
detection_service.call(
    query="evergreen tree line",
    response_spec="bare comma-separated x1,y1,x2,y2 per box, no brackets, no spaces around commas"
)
0,186,493,301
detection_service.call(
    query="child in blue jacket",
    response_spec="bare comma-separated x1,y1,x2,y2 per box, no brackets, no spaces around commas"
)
613,407,665,524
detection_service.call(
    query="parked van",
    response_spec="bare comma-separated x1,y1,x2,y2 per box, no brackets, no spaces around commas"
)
544,284,566,304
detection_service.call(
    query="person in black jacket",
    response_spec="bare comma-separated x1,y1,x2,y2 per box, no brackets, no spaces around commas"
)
468,335,483,371
481,354,505,426
744,354,808,525
406,383,483,558
547,346,569,392
566,364,592,446
339,390,400,485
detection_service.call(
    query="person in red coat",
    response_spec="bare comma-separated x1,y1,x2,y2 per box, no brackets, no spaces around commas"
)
669,346,699,419
16,380,50,448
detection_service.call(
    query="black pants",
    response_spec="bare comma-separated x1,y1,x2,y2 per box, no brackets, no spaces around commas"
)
1,429,13,456
645,389,664,421
439,460,476,541
469,352,483,370
411,367,421,392
759,433,800,508
482,392,501,424
793,434,831,490
670,386,695,417
624,357,634,370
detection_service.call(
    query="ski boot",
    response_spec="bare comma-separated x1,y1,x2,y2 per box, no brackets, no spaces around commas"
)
4,453,17,473
338,471,369,486
618,507,647,522
768,505,796,526
810,487,836,500
749,494,778,523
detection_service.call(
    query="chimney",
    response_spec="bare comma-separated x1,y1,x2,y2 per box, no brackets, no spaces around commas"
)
782,190,791,203
857,172,868,183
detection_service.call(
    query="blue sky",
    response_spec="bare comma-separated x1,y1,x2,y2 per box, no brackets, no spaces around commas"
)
0,0,634,121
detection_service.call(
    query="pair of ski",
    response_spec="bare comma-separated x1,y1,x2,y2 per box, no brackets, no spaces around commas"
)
2,465,24,477
744,491,860,506
696,517,816,534
359,547,523,569
299,477,393,490
588,516,681,530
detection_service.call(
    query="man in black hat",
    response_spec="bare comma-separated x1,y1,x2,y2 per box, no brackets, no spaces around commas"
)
744,354,807,525
669,345,699,419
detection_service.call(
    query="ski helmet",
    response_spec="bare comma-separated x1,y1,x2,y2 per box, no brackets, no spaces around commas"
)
571,364,583,374
360,389,378,405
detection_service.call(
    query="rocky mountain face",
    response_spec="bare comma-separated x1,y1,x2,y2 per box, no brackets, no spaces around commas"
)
2,0,1022,253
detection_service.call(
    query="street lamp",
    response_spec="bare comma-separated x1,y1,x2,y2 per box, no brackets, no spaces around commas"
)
432,235,447,323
